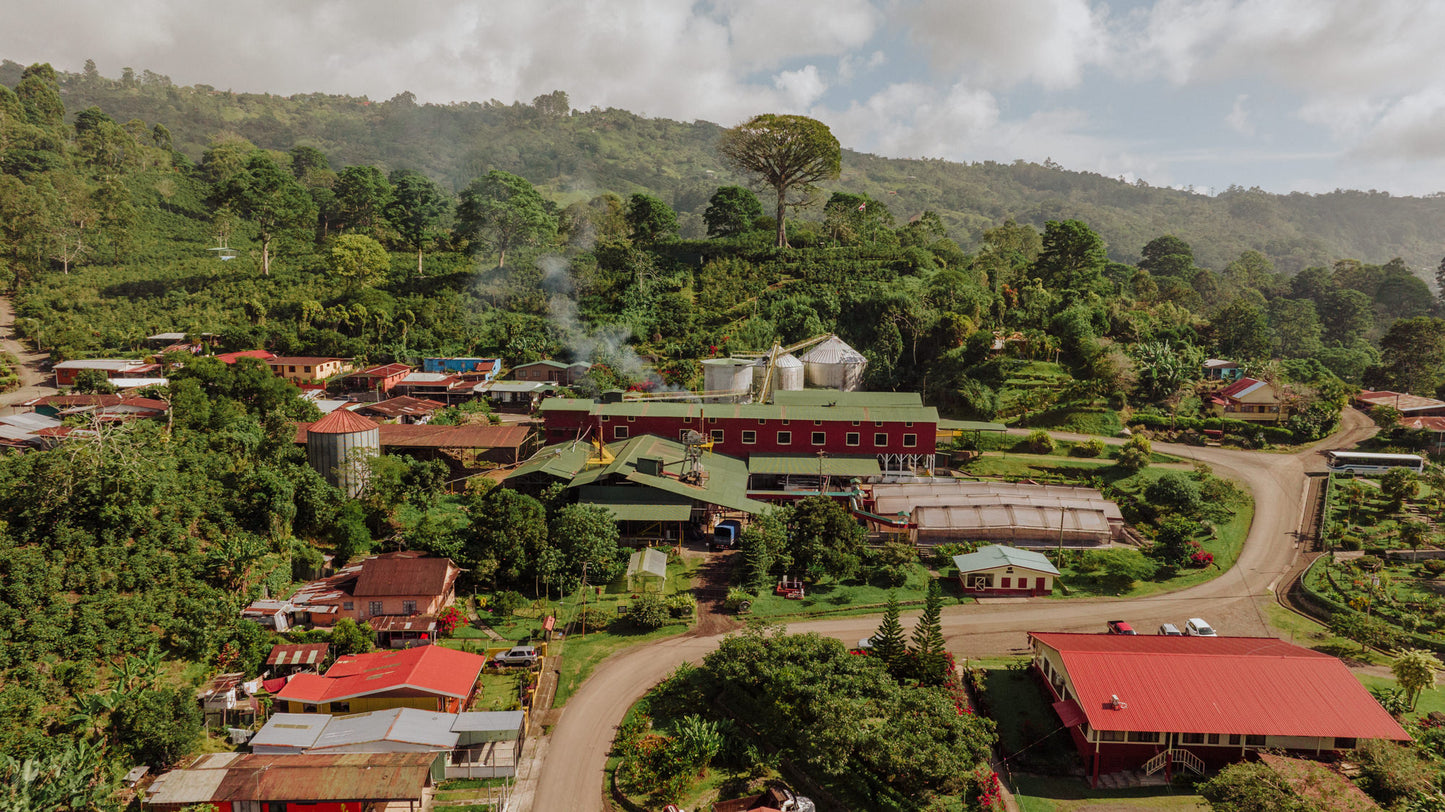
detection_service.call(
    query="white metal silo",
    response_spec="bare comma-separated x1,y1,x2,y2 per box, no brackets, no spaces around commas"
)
305,408,381,497
799,336,868,391
702,358,753,403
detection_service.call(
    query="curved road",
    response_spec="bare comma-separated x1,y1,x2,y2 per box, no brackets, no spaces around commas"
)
533,410,1377,811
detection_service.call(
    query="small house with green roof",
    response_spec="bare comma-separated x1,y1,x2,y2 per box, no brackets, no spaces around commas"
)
953,545,1061,597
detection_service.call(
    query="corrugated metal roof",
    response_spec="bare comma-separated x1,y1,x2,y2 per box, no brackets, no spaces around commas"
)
747,454,882,477
267,643,330,666
377,423,531,449
539,398,595,412
953,545,1061,575
353,554,456,596
509,442,594,481
278,645,485,703
0,413,61,431
579,487,693,522
1218,377,1270,400
770,390,920,407
306,408,380,435
798,336,865,364
1031,633,1410,740
148,752,434,804
54,358,143,370
453,710,526,737
249,713,328,749
310,708,459,751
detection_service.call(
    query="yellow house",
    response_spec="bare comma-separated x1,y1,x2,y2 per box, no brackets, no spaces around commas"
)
268,356,353,384
1210,377,1287,424
275,645,485,715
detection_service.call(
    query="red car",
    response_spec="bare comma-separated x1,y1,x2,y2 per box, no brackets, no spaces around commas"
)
1106,620,1137,635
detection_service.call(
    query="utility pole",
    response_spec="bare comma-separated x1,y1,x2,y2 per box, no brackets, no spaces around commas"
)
580,562,590,638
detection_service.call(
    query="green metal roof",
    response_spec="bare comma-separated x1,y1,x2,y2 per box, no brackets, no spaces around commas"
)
747,454,882,477
567,434,766,514
771,390,924,408
538,398,594,413
589,399,937,423
506,442,593,482
937,419,1008,433
952,545,1061,576
579,487,693,522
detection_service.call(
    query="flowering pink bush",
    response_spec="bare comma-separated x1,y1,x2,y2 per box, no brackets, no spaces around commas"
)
1190,550,1214,568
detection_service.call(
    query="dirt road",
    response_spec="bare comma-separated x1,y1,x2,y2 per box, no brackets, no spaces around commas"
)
0,294,55,408
530,411,1377,812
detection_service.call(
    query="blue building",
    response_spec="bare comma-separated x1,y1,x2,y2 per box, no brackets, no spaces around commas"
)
422,357,501,379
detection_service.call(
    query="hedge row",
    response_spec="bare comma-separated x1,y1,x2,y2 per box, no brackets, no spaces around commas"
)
1301,557,1445,657
1128,413,1295,444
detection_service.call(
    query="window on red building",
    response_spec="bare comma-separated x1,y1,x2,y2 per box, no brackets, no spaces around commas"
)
874,433,887,446
777,431,791,445
711,429,724,442
811,432,825,445
614,427,629,440
903,434,917,447
846,432,859,446
742,431,756,444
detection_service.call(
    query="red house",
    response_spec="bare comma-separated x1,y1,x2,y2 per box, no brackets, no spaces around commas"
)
540,391,939,473
1030,632,1409,786
343,362,413,394
276,644,486,715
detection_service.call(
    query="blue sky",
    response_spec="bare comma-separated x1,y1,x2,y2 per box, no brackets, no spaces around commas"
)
6,0,1445,196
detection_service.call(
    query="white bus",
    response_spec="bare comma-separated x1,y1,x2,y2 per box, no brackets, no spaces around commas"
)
1325,450,1426,474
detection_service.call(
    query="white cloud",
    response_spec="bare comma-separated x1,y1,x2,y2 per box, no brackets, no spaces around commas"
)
903,0,1111,89
773,65,828,109
1225,94,1252,136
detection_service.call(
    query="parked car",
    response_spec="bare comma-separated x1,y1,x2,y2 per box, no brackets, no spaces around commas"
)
856,635,878,651
494,645,540,667
1106,620,1136,635
1158,623,1183,636
1185,618,1218,637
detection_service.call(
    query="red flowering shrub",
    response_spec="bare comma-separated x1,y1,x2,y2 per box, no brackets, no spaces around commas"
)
1190,550,1214,568
438,606,463,636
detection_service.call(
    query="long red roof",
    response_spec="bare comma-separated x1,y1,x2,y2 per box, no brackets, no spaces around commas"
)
276,644,485,704
1030,633,1408,740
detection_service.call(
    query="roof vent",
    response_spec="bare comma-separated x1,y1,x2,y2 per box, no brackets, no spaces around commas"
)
1110,694,1127,710
637,457,663,476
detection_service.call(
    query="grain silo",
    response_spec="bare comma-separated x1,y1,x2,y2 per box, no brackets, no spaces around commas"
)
799,336,867,391
304,408,381,497
702,358,755,403
752,352,805,394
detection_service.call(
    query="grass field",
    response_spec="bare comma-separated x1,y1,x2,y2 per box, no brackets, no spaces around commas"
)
551,623,689,706
1265,602,1389,666
1012,774,1207,812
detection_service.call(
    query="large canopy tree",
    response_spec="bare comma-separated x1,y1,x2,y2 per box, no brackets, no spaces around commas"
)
211,151,316,275
385,169,451,275
718,114,840,248
456,170,556,268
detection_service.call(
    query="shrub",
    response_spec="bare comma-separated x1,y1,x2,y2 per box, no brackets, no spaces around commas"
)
1145,471,1203,516
1024,429,1055,454
490,590,527,617
723,588,754,612
664,592,697,619
628,592,670,629
1189,550,1214,568
931,542,972,568
1422,559,1445,577
1339,538,1362,551
1070,438,1106,458
1114,435,1152,471
574,606,611,632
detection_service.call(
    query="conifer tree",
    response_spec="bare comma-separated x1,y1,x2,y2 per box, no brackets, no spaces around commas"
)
911,579,947,685
872,593,907,676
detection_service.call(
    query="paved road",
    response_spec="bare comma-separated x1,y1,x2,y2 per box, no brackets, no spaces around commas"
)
531,409,1379,812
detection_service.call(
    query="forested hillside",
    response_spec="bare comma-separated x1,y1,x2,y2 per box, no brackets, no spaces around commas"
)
7,58,1445,277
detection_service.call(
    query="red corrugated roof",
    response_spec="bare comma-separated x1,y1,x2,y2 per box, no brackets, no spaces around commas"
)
1217,377,1266,399
306,409,380,435
276,645,485,704
1030,633,1408,740
353,554,457,597
351,363,413,378
377,423,531,449
267,642,330,667
215,350,277,364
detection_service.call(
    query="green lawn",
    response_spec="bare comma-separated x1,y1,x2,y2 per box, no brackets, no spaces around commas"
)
739,562,969,620
974,658,1076,772
1013,774,1207,812
1355,673,1445,721
473,672,522,711
1264,602,1389,666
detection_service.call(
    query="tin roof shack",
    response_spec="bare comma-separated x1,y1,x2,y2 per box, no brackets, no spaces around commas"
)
343,363,413,395
449,711,527,779
1201,359,1243,382
296,420,536,481
953,546,1060,597
266,643,330,676
393,372,475,403
275,645,485,715
196,673,261,729
1029,632,1410,787
1357,389,1445,418
23,394,170,423
475,379,559,412
869,481,1123,547
53,358,150,387
143,751,436,812
513,359,591,385
354,395,447,424
1209,377,1288,424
